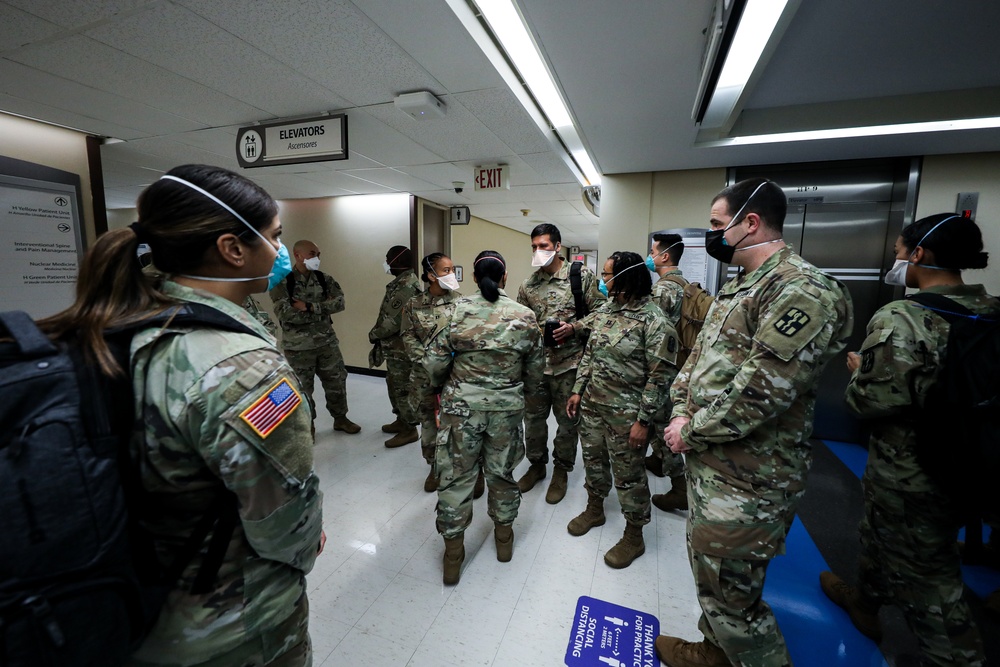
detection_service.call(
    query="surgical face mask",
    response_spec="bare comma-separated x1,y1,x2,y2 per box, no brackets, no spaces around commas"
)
268,241,292,290
436,272,460,291
647,241,681,271
303,257,321,272
532,249,557,268
383,261,392,275
160,175,282,290
644,255,656,271
884,258,908,286
598,278,609,297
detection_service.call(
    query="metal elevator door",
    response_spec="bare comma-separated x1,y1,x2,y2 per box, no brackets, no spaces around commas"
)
730,159,917,444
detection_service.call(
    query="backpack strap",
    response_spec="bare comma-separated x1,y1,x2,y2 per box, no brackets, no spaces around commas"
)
314,270,330,300
569,261,588,320
285,271,297,302
0,311,57,357
906,292,974,323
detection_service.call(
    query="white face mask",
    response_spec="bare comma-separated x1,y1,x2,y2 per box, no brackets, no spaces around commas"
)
383,261,392,275
303,257,321,271
884,258,908,286
436,272,460,291
532,249,557,267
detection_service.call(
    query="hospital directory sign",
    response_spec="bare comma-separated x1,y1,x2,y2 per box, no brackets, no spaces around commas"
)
566,595,659,667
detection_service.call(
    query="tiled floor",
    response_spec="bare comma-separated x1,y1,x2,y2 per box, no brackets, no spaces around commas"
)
306,374,703,666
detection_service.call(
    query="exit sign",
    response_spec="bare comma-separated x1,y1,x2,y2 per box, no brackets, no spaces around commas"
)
474,164,510,191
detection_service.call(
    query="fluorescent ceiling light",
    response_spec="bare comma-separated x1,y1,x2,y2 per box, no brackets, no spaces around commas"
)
474,0,600,185
701,0,794,129
701,116,1000,147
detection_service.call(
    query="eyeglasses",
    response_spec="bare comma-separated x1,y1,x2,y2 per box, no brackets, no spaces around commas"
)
600,271,614,277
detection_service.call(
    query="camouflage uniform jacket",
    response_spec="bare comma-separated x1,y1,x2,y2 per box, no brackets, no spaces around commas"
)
243,295,276,337
846,284,1000,493
401,289,460,397
670,246,853,492
572,296,678,424
269,269,344,351
651,268,686,329
425,290,545,415
129,281,322,664
369,269,421,359
517,259,605,375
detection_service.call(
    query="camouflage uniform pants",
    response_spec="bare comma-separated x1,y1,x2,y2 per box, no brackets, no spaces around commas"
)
523,369,579,470
649,403,686,477
418,391,437,464
857,477,985,666
127,593,311,667
283,343,348,419
578,402,650,526
435,409,525,539
685,455,802,667
385,355,418,425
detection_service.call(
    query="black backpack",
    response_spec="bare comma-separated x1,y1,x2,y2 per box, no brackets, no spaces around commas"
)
568,261,589,321
0,303,262,667
908,292,1000,554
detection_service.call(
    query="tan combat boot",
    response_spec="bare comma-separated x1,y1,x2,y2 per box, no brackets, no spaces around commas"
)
651,474,688,512
654,636,730,667
385,426,419,448
381,416,405,433
442,535,465,585
604,521,645,569
567,492,606,536
423,464,438,493
516,462,547,493
819,571,882,641
495,524,514,562
333,416,361,434
545,468,568,504
473,469,485,499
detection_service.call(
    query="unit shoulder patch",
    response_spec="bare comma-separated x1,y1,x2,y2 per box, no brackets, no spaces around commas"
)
773,308,811,337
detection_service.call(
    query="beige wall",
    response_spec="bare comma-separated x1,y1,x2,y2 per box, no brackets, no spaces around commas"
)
917,152,1000,294
0,113,96,243
451,215,532,297
273,193,411,369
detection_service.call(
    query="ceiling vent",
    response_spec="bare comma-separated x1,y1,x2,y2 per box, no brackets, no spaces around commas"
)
393,91,447,119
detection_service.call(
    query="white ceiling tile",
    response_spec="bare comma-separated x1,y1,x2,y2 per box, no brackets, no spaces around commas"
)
518,151,578,185
342,108,445,167
398,163,473,190
340,167,436,192
451,88,552,155
5,0,152,28
0,3,62,50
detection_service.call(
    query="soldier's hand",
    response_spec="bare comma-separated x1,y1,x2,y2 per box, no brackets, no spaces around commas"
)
846,351,861,372
292,299,308,312
566,394,581,418
665,417,692,453
629,422,650,448
553,321,575,343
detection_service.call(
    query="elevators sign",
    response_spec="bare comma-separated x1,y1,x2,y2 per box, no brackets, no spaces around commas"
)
566,596,659,667
236,114,348,168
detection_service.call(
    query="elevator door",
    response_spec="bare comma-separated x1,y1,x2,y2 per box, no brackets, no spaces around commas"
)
790,201,892,444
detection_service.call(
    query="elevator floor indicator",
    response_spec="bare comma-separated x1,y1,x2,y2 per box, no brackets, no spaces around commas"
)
565,595,659,667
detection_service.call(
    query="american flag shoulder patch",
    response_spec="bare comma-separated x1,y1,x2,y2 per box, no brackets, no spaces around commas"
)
240,377,302,438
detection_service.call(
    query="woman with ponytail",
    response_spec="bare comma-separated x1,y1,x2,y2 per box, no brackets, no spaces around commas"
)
424,250,544,584
822,213,998,665
45,164,323,667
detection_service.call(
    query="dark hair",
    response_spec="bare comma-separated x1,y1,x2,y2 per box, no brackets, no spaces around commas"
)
712,178,787,233
473,250,506,302
901,213,989,270
387,245,413,271
36,164,277,376
420,252,448,282
652,233,684,264
607,251,652,302
530,223,561,245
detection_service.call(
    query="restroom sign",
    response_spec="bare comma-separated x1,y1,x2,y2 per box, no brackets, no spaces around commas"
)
236,113,348,168
565,596,659,667
474,164,510,191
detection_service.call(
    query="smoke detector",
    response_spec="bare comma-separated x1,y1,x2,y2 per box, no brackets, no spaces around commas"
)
393,91,447,119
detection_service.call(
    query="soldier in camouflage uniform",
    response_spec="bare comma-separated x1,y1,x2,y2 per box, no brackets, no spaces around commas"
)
369,246,422,448
566,251,679,570
517,223,605,504
645,233,689,511
243,295,277,336
821,214,995,667
425,251,544,585
270,240,360,434
53,165,324,667
401,253,464,491
656,179,853,667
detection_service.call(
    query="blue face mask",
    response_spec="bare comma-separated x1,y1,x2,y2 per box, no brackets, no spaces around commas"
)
598,278,609,297
268,241,292,290
644,255,656,271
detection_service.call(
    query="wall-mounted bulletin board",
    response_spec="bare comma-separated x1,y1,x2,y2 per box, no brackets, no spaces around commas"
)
1,156,85,318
